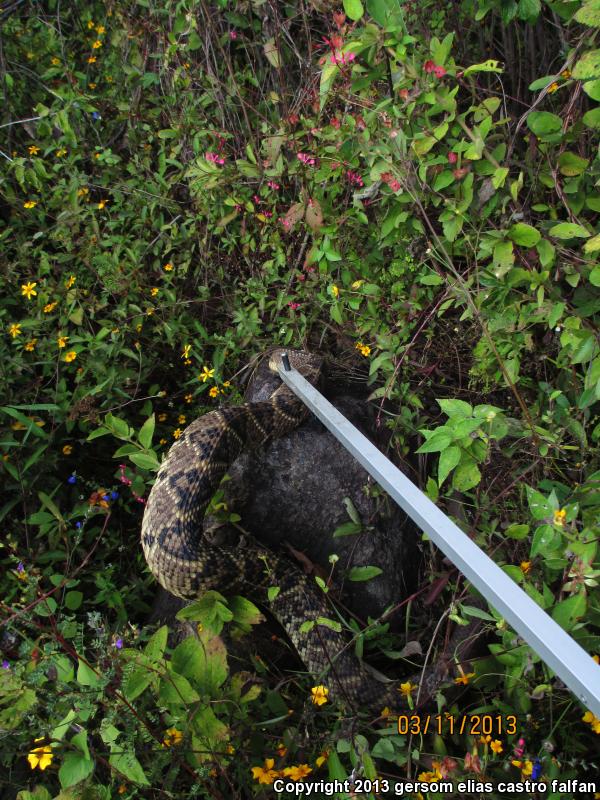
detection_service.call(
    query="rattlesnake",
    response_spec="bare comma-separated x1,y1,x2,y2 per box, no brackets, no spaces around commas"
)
141,348,480,711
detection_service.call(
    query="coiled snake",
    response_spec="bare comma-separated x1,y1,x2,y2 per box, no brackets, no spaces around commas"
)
141,349,478,711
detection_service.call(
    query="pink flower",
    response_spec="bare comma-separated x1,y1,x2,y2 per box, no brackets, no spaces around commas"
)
346,169,364,187
433,65,446,78
279,216,291,230
288,301,300,310
229,30,237,40
424,60,435,73
267,180,280,190
330,50,355,65
253,194,261,205
448,152,458,164
205,152,225,165
297,274,306,282
333,11,346,28
297,152,316,166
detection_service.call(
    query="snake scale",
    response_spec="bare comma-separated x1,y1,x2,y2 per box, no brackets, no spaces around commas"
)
141,349,479,712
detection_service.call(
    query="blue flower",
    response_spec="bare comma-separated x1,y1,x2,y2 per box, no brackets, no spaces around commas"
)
17,561,24,573
110,491,119,500
2,660,9,670
75,521,82,529
531,758,542,781
114,637,123,649
102,494,110,501
91,111,101,121
67,473,77,484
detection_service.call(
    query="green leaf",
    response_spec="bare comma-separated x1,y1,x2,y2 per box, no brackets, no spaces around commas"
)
549,222,590,239
589,264,600,284
59,752,94,789
463,59,503,77
76,659,100,687
451,459,481,491
123,656,154,700
109,751,150,785
171,632,228,695
333,521,363,537
65,591,83,611
159,668,200,705
128,451,160,471
530,524,561,557
526,487,551,519
229,596,264,628
438,398,473,417
137,415,155,449
348,566,383,581
263,39,281,68
575,0,600,26
573,49,600,80
343,0,364,20
505,523,530,540
557,152,589,176
517,0,540,19
366,0,405,27
527,111,562,137
583,78,600,100
551,593,587,630
438,445,461,486
508,222,540,247
416,431,453,453
144,625,168,662
583,107,600,129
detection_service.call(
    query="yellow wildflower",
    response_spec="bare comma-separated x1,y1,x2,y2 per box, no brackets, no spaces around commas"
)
23,200,37,209
118,786,126,795
163,727,183,747
58,336,69,348
315,750,329,768
209,387,219,398
164,262,174,271
330,284,339,298
454,668,475,685
56,148,67,157
96,25,106,34
87,20,95,29
520,561,531,574
51,57,60,65
21,282,37,300
276,743,287,757
223,380,231,388
199,366,214,383
490,740,503,754
106,75,113,82
43,302,57,313
360,344,371,357
553,508,566,526
480,734,491,744
88,56,97,63
184,393,193,404
284,764,312,781
173,428,183,439
251,758,280,785
28,145,40,155
62,445,73,455
399,681,415,697
561,69,572,79
159,438,167,445
310,685,329,706
27,739,53,771
77,187,89,197
64,350,77,363
182,344,191,359
177,415,186,425
89,82,97,89
547,82,559,94
8,323,22,338
97,199,108,210
92,40,103,49
150,287,159,296
24,338,37,351
158,413,167,422
351,279,365,289
65,275,76,289
521,760,533,777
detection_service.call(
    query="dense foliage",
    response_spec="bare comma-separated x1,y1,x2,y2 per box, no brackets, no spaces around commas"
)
2,0,600,797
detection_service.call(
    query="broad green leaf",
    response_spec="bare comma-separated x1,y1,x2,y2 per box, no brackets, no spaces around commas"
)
348,566,383,581
343,0,364,20
505,523,530,540
59,752,94,789
508,222,540,247
583,78,600,100
549,222,590,239
438,398,473,417
583,107,600,128
144,625,168,662
451,459,481,491
137,415,155,449
412,136,437,156
557,152,589,176
573,48,600,79
589,264,600,284
109,751,150,785
159,669,200,705
526,486,551,519
416,431,453,453
172,631,228,695
263,39,281,68
367,0,405,27
463,59,503,77
527,111,562,137
530,524,561,557
65,591,83,610
438,445,461,486
552,593,587,630
517,0,540,20
76,659,100,687
575,0,600,26
128,451,160,471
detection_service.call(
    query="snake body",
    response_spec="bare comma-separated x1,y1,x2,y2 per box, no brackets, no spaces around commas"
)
141,349,474,711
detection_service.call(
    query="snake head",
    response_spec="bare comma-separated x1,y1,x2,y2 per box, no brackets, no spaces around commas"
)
268,348,323,385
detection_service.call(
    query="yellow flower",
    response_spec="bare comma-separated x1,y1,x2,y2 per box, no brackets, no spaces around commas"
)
28,145,40,155
150,287,159,296
8,323,22,338
223,380,231,388
310,685,329,706
58,336,69,348
276,743,287,757
178,414,186,424
27,739,53,771
23,200,37,209
209,387,219,398
490,740,503,754
118,785,126,795
64,350,77,363
163,727,183,747
158,412,167,422
330,285,339,298
199,366,214,383
182,344,191,359
106,75,113,82
43,302,57,313
97,199,108,210
479,734,491,744
315,750,329,768
454,669,475,685
520,561,531,574
184,393,193,404
593,655,600,664
56,148,67,157
561,69,572,79
77,187,89,197
360,344,371,357
399,681,415,697
173,428,183,439
87,20,95,29
146,307,154,316
96,25,106,34
521,760,533,777
351,279,364,289
251,758,280,785
51,57,60,65
159,438,167,445
284,764,312,781
24,338,37,351
21,282,38,300
553,508,566,526
547,82,559,94
92,40,103,49
87,56,97,63
89,82,97,89
164,262,174,271
65,275,76,289
62,445,73,455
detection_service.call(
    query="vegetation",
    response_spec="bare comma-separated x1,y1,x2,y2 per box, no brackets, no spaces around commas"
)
1,0,600,796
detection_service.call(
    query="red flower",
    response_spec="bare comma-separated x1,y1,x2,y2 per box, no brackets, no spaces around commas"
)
399,88,409,100
333,11,346,28
448,152,458,164
433,65,446,78
424,60,435,73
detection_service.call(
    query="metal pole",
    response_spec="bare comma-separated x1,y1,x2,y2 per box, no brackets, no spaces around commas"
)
278,360,600,717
